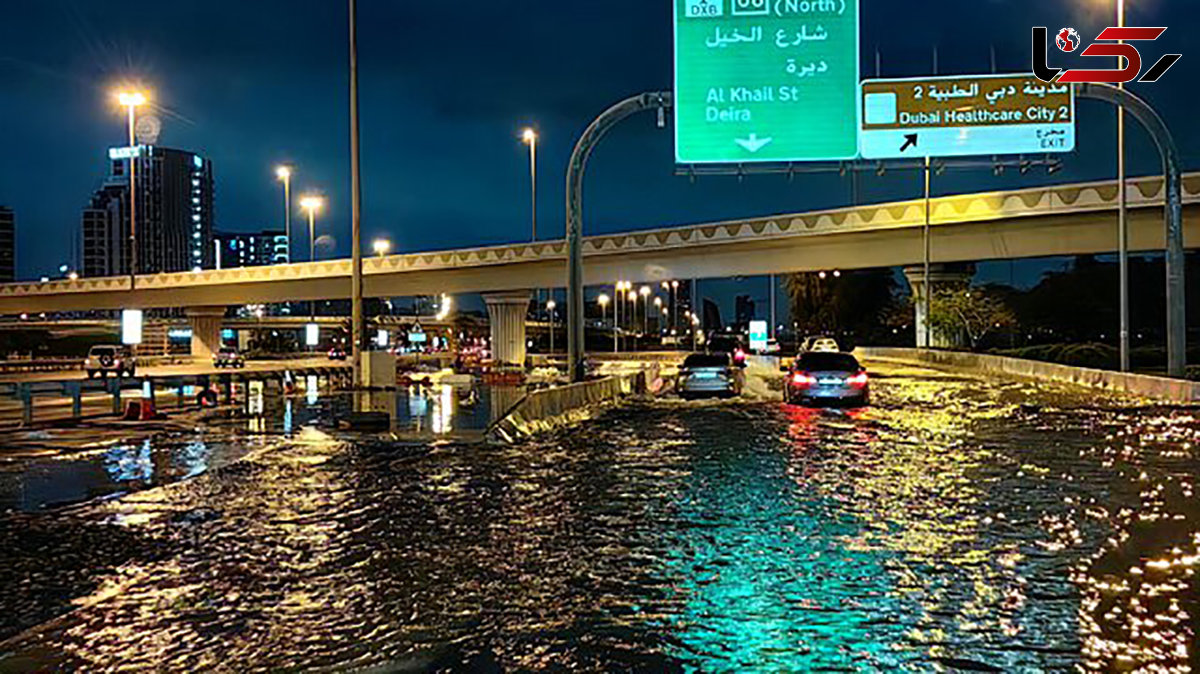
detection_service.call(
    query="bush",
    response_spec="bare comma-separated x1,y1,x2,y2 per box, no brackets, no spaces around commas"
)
993,342,1118,369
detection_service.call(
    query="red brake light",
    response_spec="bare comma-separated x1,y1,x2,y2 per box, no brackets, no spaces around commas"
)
848,372,869,387
792,372,816,387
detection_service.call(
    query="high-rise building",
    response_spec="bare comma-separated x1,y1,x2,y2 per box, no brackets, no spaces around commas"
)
214,230,289,269
81,146,214,278
0,207,14,282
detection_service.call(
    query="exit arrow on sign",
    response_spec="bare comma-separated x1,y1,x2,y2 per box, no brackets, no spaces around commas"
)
734,134,773,153
900,133,918,153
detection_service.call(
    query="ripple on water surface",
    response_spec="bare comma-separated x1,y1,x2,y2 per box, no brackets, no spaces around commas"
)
0,367,1197,671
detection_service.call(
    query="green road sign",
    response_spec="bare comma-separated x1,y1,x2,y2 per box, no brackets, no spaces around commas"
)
674,0,860,164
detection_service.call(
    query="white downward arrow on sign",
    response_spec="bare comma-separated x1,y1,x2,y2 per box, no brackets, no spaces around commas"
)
734,133,773,153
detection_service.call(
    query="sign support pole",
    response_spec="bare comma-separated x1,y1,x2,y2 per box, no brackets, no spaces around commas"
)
566,92,673,382
923,155,932,349
1077,83,1185,378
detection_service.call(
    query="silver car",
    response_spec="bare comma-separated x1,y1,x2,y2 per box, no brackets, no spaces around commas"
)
783,352,870,407
678,353,745,399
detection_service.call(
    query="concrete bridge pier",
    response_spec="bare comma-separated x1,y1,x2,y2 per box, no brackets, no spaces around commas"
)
187,306,226,359
484,291,531,368
904,264,976,349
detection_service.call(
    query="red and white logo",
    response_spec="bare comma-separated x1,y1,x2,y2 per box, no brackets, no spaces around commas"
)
1055,28,1081,52
1033,26,1182,83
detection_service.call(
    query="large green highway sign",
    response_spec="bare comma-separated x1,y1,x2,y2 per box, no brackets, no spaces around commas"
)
674,0,860,164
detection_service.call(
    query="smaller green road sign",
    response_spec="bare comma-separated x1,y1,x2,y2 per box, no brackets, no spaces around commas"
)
674,0,860,164
860,74,1076,160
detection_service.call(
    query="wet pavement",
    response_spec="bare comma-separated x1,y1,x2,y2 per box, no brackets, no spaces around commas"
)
0,363,1197,671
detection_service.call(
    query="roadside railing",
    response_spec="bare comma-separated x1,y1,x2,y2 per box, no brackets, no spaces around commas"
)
0,363,354,427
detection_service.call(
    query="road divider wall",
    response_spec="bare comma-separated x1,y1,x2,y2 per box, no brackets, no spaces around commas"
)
488,369,654,443
856,347,1200,404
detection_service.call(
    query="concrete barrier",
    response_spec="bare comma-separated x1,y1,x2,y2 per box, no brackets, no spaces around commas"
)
488,371,648,443
856,347,1200,403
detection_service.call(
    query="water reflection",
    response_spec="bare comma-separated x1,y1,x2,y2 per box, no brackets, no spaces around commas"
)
102,440,153,484
0,366,1196,671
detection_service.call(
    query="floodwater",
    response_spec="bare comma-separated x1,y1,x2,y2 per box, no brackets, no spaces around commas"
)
0,363,1197,672
0,380,519,513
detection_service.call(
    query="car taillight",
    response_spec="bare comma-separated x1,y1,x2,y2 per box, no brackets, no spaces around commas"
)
792,372,816,387
734,349,746,361
847,372,869,387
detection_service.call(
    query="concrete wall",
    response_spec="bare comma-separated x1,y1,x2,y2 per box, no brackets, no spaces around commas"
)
856,347,1200,403
488,372,648,443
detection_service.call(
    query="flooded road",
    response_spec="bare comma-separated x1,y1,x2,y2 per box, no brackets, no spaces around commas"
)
0,362,1197,671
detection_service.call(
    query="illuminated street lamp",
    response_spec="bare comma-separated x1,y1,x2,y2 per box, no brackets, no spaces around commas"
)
670,280,680,332
299,195,325,263
546,299,557,354
115,89,149,288
639,286,651,336
598,293,613,353
372,238,391,257
522,127,539,310
275,166,293,261
300,195,325,321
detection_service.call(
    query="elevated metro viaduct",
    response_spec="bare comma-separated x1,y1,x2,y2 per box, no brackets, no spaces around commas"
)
1,174,1196,364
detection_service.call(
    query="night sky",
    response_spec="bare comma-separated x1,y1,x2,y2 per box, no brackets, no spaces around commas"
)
0,1,1194,318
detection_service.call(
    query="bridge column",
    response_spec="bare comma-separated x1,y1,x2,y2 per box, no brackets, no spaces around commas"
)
483,291,531,368
186,306,226,359
903,264,976,349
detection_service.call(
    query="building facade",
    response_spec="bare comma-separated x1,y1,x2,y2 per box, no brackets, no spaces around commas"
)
0,207,14,282
81,146,214,278
214,230,289,269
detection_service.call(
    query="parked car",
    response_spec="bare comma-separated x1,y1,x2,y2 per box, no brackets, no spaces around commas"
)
707,334,748,367
678,352,745,399
85,345,137,378
328,347,348,361
800,336,841,353
213,348,245,369
784,351,870,407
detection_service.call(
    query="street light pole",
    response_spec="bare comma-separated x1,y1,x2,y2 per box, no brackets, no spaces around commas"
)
923,155,932,349
547,300,556,354
640,286,650,337
523,128,539,312
301,196,324,322
1117,0,1130,372
276,166,292,261
117,91,147,289
127,102,137,288
309,207,317,322
348,0,365,390
613,282,622,353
